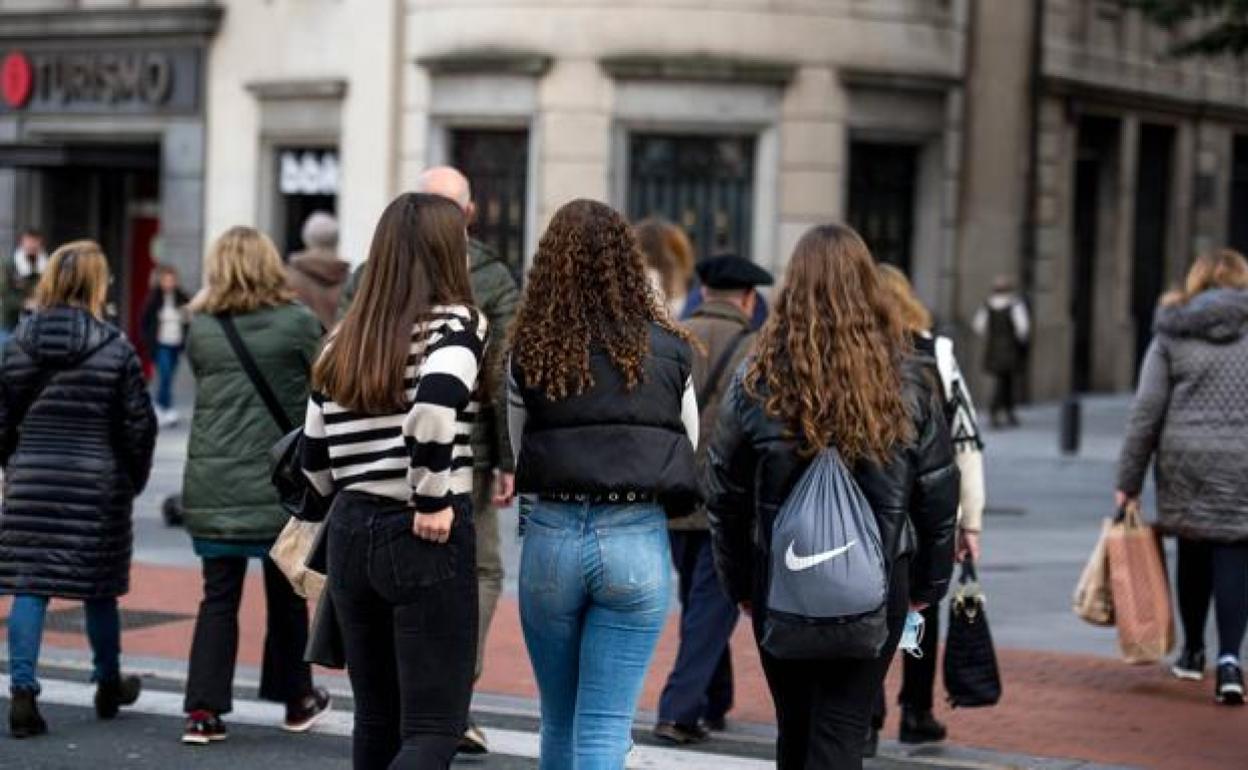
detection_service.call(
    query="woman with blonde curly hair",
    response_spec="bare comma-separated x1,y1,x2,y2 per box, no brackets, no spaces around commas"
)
507,199,700,768
180,227,329,745
705,224,959,769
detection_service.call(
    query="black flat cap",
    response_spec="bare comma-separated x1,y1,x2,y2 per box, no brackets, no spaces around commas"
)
696,254,774,290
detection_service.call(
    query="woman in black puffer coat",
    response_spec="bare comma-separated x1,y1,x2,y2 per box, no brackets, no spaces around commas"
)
705,225,959,770
0,240,157,738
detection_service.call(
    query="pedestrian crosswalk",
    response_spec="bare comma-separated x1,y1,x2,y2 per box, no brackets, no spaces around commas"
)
0,674,771,769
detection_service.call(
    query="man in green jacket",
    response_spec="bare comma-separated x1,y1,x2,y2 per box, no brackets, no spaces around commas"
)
338,167,520,755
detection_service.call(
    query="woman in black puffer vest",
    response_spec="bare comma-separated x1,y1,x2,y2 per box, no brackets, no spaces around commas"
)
0,241,157,738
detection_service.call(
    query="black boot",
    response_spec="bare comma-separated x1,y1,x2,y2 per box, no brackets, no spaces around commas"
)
95,674,142,719
9,688,48,738
899,708,947,744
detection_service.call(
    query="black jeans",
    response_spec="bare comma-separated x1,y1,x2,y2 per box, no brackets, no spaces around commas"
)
990,372,1016,420
184,555,313,714
757,558,909,770
1176,538,1248,659
873,599,940,725
328,493,478,770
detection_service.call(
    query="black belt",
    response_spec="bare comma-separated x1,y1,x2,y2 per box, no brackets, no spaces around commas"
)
539,491,655,504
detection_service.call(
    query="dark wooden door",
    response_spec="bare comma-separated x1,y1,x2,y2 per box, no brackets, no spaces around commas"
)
848,141,919,274
627,133,755,261
1132,124,1174,377
452,129,529,281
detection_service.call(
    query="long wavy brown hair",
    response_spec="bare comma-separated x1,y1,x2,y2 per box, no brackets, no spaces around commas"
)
1160,248,1248,308
511,199,690,400
746,224,914,462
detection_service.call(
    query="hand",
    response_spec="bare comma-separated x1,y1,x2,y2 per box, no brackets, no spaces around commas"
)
492,471,516,507
739,600,752,615
910,601,929,612
1114,490,1139,513
956,528,981,563
413,507,454,544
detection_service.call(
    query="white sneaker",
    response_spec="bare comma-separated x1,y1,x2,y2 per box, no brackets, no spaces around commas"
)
157,408,181,428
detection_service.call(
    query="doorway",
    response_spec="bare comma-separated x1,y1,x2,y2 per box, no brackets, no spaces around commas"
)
1131,124,1175,376
1070,117,1118,393
847,141,919,275
37,144,161,342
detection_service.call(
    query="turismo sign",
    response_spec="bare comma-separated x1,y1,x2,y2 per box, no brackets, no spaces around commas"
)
0,47,201,115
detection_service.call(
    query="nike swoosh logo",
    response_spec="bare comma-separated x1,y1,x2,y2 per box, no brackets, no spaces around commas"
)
784,540,857,572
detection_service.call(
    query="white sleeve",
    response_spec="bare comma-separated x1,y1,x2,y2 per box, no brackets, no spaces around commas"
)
506,365,527,468
1012,301,1031,343
972,306,988,337
680,376,699,448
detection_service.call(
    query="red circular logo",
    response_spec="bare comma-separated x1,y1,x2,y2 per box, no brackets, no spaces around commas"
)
2,52,33,109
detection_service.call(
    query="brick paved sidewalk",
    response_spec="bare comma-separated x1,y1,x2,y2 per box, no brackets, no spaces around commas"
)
1,561,1241,770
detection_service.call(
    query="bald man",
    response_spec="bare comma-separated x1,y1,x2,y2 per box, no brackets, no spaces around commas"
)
338,168,520,755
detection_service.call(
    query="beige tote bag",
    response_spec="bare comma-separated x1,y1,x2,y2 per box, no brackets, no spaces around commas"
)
1073,518,1115,626
270,518,325,603
1106,505,1175,664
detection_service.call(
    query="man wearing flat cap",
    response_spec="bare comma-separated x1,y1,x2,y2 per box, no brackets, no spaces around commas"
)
654,255,772,746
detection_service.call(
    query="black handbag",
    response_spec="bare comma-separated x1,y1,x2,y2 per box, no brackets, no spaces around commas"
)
943,559,1002,708
305,585,345,669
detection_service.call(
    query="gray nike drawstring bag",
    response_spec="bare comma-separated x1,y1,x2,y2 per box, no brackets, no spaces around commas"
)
762,447,889,660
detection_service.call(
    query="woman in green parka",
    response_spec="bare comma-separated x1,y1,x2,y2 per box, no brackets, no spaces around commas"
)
179,227,330,746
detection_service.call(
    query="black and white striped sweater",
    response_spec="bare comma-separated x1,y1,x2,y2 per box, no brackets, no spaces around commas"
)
302,305,486,512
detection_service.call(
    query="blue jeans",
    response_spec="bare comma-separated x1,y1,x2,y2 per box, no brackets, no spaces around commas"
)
7,595,121,693
520,500,672,770
155,344,182,411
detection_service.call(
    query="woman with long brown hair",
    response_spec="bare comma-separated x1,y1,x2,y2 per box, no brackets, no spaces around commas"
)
301,192,485,768
1118,248,1248,704
1,241,156,738
706,224,959,768
507,199,699,768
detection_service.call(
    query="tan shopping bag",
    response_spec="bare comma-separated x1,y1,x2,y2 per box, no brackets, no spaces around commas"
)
1073,518,1115,626
270,518,326,603
1105,505,1175,664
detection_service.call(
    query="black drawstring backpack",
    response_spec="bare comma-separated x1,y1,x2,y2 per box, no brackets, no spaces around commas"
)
944,558,1003,707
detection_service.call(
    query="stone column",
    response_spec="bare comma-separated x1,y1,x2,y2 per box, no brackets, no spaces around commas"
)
160,119,206,289
775,66,843,273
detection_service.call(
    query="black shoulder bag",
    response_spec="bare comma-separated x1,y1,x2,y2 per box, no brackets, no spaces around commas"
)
215,315,327,523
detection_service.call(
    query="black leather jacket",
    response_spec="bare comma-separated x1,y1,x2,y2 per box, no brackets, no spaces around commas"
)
704,353,960,608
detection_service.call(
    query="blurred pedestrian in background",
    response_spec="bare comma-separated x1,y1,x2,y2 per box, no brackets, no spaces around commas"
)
180,227,330,745
2,229,48,343
340,166,520,755
654,254,772,746
508,199,700,769
706,224,958,770
285,211,349,332
140,264,191,427
973,276,1030,428
0,240,157,738
303,193,484,769
635,217,696,318
1117,248,1248,706
869,265,987,755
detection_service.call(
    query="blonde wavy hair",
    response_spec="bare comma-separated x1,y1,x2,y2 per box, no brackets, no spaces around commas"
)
1161,248,1248,308
35,240,111,319
194,226,294,315
876,263,933,333
746,224,914,463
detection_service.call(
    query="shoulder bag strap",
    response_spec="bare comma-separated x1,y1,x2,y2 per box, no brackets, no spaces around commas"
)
698,330,750,407
216,314,294,434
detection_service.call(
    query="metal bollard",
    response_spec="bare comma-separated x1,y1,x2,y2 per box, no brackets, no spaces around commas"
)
1060,396,1081,455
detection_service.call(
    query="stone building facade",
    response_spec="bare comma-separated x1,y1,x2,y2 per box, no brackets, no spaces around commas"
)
3,0,1248,400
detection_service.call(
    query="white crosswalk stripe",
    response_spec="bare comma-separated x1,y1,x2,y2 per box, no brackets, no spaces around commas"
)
0,674,771,769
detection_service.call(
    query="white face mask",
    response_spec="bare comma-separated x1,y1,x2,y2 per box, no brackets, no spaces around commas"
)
899,610,926,658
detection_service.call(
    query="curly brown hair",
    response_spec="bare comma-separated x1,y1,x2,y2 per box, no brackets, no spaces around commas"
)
746,224,914,463
511,199,690,400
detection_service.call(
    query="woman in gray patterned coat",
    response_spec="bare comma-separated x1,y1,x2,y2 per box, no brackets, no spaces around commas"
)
1116,249,1248,706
